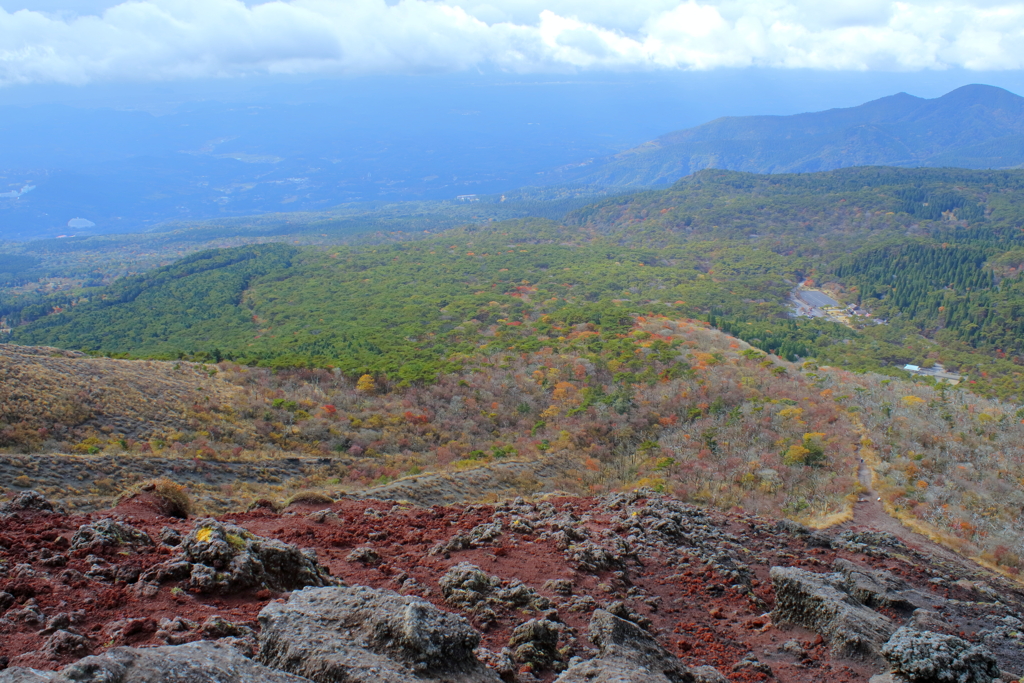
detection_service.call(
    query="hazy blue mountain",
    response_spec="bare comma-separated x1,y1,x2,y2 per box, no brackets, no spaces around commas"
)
547,85,1024,187
3,72,777,242
4,74,1024,243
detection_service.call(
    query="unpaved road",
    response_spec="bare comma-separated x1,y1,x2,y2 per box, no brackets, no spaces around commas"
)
840,451,1019,592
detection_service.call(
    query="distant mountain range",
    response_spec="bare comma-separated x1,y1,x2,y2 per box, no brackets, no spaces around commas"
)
549,84,1024,186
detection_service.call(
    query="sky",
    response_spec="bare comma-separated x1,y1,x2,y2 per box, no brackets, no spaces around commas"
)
0,0,1023,86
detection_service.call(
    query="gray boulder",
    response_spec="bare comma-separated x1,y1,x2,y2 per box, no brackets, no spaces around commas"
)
770,566,896,659
70,520,153,553
0,491,56,514
257,585,501,683
0,670,55,683
508,618,561,670
54,640,309,682
139,519,335,594
834,559,941,612
438,563,497,607
41,631,92,660
881,627,1001,683
437,563,547,611
691,666,730,683
835,559,912,607
838,530,907,550
555,609,694,683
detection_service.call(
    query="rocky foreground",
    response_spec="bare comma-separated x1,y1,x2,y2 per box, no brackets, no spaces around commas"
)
1,489,1023,683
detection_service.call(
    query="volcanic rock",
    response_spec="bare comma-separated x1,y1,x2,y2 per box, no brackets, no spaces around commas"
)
256,585,501,683
70,520,153,553
881,627,1001,683
554,609,694,683
439,563,496,607
438,563,548,612
138,519,335,594
40,640,308,682
834,558,940,613
690,666,730,683
0,492,57,515
40,631,91,660
0,670,55,682
508,618,561,670
770,565,896,659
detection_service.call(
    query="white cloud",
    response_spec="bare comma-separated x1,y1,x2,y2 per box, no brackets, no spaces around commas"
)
0,0,1022,85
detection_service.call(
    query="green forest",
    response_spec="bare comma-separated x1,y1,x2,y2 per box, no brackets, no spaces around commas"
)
8,166,1024,400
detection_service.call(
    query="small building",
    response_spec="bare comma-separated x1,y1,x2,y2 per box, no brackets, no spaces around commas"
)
904,364,921,372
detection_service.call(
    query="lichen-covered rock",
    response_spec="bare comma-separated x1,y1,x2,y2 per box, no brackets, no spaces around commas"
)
70,520,153,553
775,519,811,537
544,579,573,596
690,666,729,683
508,619,561,670
565,542,619,572
139,519,336,594
0,590,15,613
429,532,471,556
345,547,380,565
438,563,547,611
474,648,515,680
103,618,157,644
257,585,501,683
0,491,56,515
881,627,1001,683
731,655,772,676
838,530,906,550
179,519,248,568
53,640,311,682
41,630,92,660
439,563,499,608
833,559,939,612
555,609,694,683
0,669,56,682
158,528,182,547
834,530,911,559
604,601,652,631
467,521,502,546
199,616,251,639
770,566,896,659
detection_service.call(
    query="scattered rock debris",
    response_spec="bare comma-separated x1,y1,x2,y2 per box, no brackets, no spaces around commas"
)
1,488,1023,683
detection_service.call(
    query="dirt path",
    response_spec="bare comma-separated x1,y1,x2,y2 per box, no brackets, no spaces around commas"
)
848,457,934,547
839,424,1015,588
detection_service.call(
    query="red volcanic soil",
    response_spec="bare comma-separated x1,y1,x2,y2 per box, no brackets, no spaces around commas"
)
0,490,1015,682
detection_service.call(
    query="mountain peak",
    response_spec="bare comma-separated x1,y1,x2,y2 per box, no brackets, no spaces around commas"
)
940,83,1021,101
553,85,1024,186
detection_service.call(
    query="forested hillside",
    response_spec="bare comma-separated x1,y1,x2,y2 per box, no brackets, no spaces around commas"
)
8,165,1024,400
9,165,1024,579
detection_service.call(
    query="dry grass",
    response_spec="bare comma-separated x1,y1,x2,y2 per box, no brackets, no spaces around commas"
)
0,344,246,449
284,491,335,507
801,500,855,530
112,477,194,517
150,478,194,518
